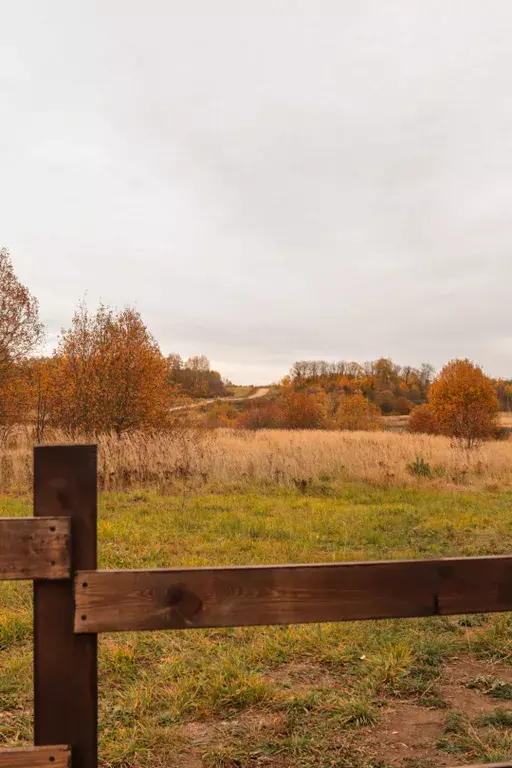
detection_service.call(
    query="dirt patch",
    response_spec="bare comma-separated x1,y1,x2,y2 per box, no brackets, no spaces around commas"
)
179,656,512,766
366,656,512,766
365,701,449,766
442,657,512,717
185,721,214,747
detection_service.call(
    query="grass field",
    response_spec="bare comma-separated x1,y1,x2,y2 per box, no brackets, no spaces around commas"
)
2,483,512,767
1,427,512,495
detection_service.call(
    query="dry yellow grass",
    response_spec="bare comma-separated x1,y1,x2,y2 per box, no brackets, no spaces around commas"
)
0,426,511,493
382,411,512,430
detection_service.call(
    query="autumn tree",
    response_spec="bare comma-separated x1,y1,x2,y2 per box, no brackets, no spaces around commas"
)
280,388,327,429
0,363,32,440
494,378,512,411
49,302,102,436
428,359,499,447
419,363,436,392
408,404,440,435
23,357,58,442
376,389,394,414
371,358,400,393
0,249,44,365
52,302,171,436
168,353,183,376
336,392,379,431
167,353,226,398
392,396,412,415
0,249,45,437
96,307,171,434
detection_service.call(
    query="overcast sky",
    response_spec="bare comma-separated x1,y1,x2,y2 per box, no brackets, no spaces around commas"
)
1,1,511,383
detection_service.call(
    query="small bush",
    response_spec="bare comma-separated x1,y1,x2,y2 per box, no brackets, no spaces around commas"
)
408,405,440,435
407,457,433,478
336,392,380,431
393,396,413,415
237,400,284,429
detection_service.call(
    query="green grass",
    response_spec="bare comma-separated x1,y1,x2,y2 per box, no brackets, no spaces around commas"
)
437,709,512,762
1,484,512,766
467,674,512,700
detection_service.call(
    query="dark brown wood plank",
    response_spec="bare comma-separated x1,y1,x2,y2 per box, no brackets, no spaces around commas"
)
0,518,70,580
449,763,512,767
0,745,70,768
34,446,97,768
74,555,512,633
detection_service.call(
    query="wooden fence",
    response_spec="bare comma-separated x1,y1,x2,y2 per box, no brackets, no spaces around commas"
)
0,444,511,768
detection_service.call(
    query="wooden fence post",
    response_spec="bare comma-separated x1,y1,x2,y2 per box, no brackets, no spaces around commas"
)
33,445,98,768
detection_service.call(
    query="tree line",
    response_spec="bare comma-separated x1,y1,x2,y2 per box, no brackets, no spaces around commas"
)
231,357,505,448
291,357,434,414
0,248,226,440
0,247,509,446
290,358,512,414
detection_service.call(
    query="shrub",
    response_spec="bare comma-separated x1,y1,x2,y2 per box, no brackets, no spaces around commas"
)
207,403,238,427
237,400,284,429
376,389,394,415
407,457,433,478
336,392,380,431
393,396,412,415
280,389,327,429
408,404,440,435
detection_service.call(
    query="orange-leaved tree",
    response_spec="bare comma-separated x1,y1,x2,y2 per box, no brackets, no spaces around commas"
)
0,361,32,440
279,381,328,429
428,359,499,447
237,399,284,429
0,248,44,366
336,392,380,431
51,302,171,436
23,357,59,442
408,403,440,435
392,395,412,415
0,249,45,438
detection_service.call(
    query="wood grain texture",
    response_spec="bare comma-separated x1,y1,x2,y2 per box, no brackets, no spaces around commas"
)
0,745,70,768
0,518,70,580
449,763,512,768
34,446,97,768
74,555,512,633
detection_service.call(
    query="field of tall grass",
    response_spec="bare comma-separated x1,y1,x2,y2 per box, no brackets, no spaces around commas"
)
0,427,511,494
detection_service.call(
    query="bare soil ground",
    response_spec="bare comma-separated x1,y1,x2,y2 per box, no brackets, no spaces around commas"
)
366,657,512,766
177,655,512,767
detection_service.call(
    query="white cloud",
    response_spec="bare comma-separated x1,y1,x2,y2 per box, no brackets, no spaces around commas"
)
1,0,511,382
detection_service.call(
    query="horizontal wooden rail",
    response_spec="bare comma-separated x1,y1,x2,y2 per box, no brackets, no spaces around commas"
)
0,746,70,768
450,763,512,767
75,554,512,633
0,518,70,580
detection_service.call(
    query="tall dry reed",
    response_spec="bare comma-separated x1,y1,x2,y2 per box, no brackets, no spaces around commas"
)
0,427,511,494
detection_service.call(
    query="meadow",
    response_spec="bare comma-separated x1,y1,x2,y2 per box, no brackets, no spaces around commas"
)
1,425,512,495
1,466,512,766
